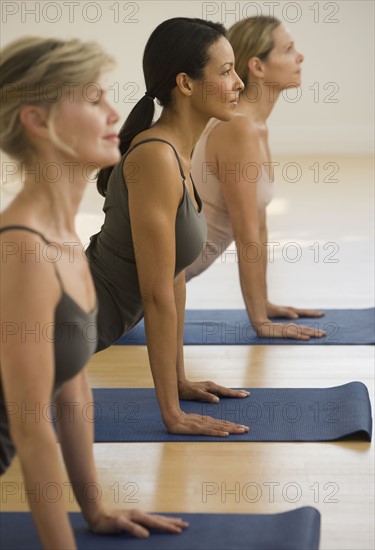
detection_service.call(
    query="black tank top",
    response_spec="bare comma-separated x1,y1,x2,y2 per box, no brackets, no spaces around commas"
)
0,226,98,474
86,139,207,350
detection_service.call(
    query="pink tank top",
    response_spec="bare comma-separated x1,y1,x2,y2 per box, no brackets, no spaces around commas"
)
186,118,275,280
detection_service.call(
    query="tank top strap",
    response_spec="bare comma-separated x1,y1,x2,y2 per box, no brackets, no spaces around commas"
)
124,138,186,183
0,225,64,292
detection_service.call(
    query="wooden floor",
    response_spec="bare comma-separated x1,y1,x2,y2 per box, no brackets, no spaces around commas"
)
1,156,374,549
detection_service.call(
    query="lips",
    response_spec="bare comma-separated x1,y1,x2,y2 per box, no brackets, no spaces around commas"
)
103,135,120,144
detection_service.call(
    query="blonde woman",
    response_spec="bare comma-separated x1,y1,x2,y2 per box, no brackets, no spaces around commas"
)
0,37,187,549
186,16,326,341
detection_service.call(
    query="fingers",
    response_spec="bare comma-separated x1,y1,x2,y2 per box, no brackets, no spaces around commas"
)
119,518,150,538
268,305,325,319
260,322,326,340
167,413,249,436
181,382,250,403
91,514,150,538
280,323,326,340
294,308,325,318
196,384,249,403
283,309,299,319
129,510,189,534
296,324,326,338
197,389,220,404
102,510,189,538
204,382,250,399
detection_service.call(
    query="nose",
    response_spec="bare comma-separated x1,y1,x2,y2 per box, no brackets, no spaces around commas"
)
234,71,245,92
108,102,120,124
297,50,304,63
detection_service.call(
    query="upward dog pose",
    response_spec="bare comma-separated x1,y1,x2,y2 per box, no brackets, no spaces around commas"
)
0,37,187,549
86,18,250,436
186,16,326,341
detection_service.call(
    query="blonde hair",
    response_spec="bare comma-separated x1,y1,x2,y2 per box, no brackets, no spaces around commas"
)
0,37,115,163
228,16,281,88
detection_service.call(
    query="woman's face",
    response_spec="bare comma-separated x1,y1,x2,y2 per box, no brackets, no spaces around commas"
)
193,36,244,121
51,76,120,168
262,23,304,89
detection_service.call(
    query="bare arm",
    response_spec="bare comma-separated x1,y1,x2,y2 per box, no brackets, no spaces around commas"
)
0,231,76,549
55,370,188,537
259,209,325,321
212,118,325,340
259,209,269,301
125,143,184,425
174,270,186,386
212,119,269,325
124,143,248,435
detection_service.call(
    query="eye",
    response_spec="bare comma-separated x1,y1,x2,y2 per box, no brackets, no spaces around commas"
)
91,91,105,105
224,69,231,76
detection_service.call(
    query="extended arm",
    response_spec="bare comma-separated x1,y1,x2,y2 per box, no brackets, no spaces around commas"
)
0,232,76,549
125,143,248,435
55,370,188,536
174,270,246,402
212,118,325,340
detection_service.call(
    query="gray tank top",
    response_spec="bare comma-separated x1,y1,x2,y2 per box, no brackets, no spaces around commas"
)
0,226,98,474
86,138,207,350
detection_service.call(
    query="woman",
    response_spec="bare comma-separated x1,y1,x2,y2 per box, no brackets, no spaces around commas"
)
186,16,326,341
0,37,187,549
87,17,250,436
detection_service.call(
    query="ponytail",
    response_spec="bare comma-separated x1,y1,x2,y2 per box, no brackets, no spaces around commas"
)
97,17,226,197
96,94,155,197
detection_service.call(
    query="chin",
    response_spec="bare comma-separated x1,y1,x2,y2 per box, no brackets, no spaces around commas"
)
217,115,233,123
283,81,301,90
215,108,237,122
102,152,121,168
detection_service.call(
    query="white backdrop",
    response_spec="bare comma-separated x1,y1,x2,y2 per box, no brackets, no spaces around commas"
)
1,0,374,155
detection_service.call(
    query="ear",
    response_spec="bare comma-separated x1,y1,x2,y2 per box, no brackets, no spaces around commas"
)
175,72,193,97
19,105,50,139
247,57,265,80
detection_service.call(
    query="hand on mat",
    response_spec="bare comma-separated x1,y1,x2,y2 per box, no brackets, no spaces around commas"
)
166,411,249,437
178,379,250,403
266,301,325,320
255,320,326,340
88,508,189,538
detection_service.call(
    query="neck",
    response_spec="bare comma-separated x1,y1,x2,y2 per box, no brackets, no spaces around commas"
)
237,79,281,123
20,154,89,237
153,103,210,163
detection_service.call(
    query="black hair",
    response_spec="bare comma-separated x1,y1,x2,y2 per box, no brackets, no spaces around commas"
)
97,17,226,196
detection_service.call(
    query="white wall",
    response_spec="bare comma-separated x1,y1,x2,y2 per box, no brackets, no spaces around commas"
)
1,0,373,155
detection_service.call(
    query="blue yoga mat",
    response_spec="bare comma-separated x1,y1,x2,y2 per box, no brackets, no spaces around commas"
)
115,308,375,345
0,507,321,549
91,382,372,442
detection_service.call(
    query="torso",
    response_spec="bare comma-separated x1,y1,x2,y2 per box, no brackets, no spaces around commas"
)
86,138,207,350
186,116,275,280
0,224,98,474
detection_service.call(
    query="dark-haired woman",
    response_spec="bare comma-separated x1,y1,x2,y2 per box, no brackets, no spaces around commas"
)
86,17,250,437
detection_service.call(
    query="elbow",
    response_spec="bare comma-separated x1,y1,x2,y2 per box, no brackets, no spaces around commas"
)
140,287,176,309
9,419,57,458
233,227,261,249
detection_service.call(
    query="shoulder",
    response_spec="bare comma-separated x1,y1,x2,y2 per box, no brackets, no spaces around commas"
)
125,139,180,173
122,139,183,206
1,228,61,310
205,116,262,166
210,114,260,147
